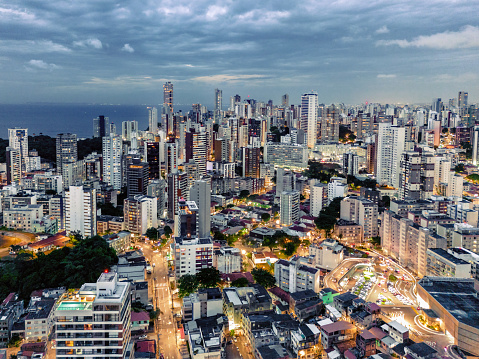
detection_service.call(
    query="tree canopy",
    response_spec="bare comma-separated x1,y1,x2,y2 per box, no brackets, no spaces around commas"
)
261,213,271,222
252,268,276,288
314,197,343,236
0,235,118,303
196,267,221,289
231,277,250,288
178,274,199,298
303,161,343,182
145,227,159,240
163,225,172,238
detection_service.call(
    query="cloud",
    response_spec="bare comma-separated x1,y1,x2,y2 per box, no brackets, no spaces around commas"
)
375,25,389,34
156,5,191,16
376,25,479,49
121,44,134,53
0,40,71,53
205,5,228,21
377,74,396,78
26,59,60,71
73,38,103,49
191,74,267,83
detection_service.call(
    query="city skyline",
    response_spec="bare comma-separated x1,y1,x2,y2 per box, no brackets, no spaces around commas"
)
1,0,479,105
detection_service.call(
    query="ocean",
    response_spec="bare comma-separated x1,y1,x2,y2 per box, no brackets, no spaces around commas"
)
0,104,193,139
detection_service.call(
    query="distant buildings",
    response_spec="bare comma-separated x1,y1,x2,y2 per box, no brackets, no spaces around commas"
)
56,133,78,175
275,256,321,293
280,191,300,226
340,196,378,239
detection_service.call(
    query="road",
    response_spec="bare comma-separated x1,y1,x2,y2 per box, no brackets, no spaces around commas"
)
139,242,185,359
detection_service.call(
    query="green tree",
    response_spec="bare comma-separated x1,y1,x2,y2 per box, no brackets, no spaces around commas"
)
369,236,381,246
231,277,249,287
252,268,276,288
145,227,159,241
196,267,221,288
214,231,227,242
454,163,465,173
261,213,271,222
389,274,397,282
382,196,391,208
178,274,199,298
239,190,250,199
164,225,172,238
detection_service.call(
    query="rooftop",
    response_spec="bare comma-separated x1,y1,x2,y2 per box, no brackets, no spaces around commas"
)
321,320,355,334
418,277,479,329
427,248,470,265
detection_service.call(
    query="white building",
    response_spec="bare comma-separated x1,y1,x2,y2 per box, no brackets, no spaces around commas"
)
3,204,43,232
103,134,123,190
376,123,406,188
274,256,321,293
301,92,318,148
343,153,359,176
310,182,328,217
264,143,309,169
8,128,28,174
123,195,157,235
214,247,242,274
65,185,97,237
280,191,300,226
328,177,347,202
54,272,132,359
173,237,214,278
34,173,63,193
310,239,344,271
340,196,378,239
182,288,223,322
447,172,463,197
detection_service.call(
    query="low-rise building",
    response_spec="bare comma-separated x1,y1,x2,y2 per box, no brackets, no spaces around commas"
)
320,320,356,349
214,247,242,274
3,204,43,232
383,320,409,344
275,256,321,293
182,288,223,322
309,239,344,271
103,231,131,254
291,323,320,359
186,314,226,359
334,219,364,243
24,298,56,342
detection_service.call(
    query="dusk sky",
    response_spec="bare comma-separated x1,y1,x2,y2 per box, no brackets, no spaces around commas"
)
2,0,479,106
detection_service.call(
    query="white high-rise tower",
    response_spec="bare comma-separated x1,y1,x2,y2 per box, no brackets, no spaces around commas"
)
300,92,318,148
102,133,123,190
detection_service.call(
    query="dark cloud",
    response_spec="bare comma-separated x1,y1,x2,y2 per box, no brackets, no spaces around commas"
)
1,0,478,105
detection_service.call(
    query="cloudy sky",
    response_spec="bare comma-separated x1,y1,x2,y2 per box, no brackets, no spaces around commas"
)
1,0,479,106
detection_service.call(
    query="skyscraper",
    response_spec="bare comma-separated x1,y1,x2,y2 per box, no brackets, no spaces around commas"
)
145,141,160,180
458,91,468,108
102,133,123,190
242,146,260,178
280,190,300,226
214,88,222,123
56,133,78,175
376,123,406,188
121,120,138,141
5,147,21,185
189,180,211,238
343,153,359,176
65,185,96,237
93,115,109,138
163,81,173,115
186,129,207,177
148,107,158,134
126,159,149,197
300,92,318,148
8,128,28,175
281,94,289,108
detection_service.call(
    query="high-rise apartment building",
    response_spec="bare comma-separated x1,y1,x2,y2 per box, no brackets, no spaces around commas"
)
281,94,289,108
56,133,78,176
147,179,167,219
340,196,378,239
6,147,21,185
189,180,211,239
8,128,28,175
185,129,207,177
126,159,149,197
145,141,160,180
65,185,96,237
310,182,328,217
163,81,174,115
148,107,158,134
173,237,213,278
121,121,138,142
214,88,222,123
102,134,123,190
242,146,260,178
167,171,188,220
280,190,300,226
458,91,468,108
343,153,359,176
376,123,406,188
300,92,318,148
54,272,132,359
123,195,158,234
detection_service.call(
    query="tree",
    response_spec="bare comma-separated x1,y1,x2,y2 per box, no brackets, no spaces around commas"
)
369,236,381,246
252,268,276,288
261,213,271,222
231,277,249,288
382,196,391,208
145,227,159,241
213,231,227,242
239,190,250,199
389,274,397,282
164,225,172,238
454,163,465,173
196,267,221,288
178,274,199,298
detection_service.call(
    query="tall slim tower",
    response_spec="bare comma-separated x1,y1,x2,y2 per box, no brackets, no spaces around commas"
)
93,115,109,138
189,180,211,238
458,91,468,108
281,94,289,108
376,123,406,188
65,185,96,237
300,92,318,148
214,88,222,123
102,133,123,190
163,82,174,114
56,133,78,175
148,107,158,134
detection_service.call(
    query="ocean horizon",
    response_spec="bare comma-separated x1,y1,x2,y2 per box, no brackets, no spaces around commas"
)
0,103,195,139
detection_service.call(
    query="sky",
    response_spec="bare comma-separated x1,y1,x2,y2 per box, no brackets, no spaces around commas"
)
1,0,479,106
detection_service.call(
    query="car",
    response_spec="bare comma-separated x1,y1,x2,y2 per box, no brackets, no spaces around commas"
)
139,335,148,340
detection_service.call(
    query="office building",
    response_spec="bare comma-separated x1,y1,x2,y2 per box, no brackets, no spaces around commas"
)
65,185,96,237
148,107,158,134
126,159,149,197
189,180,211,239
264,143,309,168
93,115,109,138
56,133,78,175
300,92,318,148
243,146,261,178
123,195,158,235
340,196,378,239
343,153,359,176
54,272,132,359
173,237,213,277
280,191,300,226
102,134,123,190
376,123,406,188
